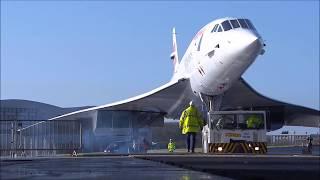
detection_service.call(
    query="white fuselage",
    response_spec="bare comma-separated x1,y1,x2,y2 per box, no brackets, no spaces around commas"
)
172,17,264,97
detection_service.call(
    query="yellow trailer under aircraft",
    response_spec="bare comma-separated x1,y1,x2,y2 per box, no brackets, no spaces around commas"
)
202,111,267,154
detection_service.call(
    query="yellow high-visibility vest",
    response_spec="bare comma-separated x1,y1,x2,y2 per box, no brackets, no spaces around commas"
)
246,115,262,129
179,105,203,134
168,142,175,152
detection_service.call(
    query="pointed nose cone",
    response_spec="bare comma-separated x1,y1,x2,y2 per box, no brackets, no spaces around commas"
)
245,31,259,44
242,31,262,54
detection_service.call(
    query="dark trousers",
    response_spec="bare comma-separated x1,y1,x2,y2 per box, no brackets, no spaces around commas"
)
186,132,196,152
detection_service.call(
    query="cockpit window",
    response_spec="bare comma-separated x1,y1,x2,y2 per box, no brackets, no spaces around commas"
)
211,19,256,33
244,19,256,30
197,34,203,51
230,19,240,28
221,20,232,31
238,19,248,28
211,24,218,33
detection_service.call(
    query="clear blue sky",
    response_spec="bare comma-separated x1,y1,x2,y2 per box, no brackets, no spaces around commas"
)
1,1,319,110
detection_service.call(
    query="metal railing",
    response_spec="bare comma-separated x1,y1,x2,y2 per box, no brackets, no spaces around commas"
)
0,120,82,157
267,134,320,146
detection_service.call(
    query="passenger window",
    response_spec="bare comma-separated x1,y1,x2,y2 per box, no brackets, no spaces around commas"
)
217,25,223,32
230,19,240,28
221,20,232,31
238,19,248,28
211,24,218,33
245,19,256,30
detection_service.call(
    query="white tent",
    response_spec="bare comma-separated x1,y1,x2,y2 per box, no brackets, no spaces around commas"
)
267,126,320,136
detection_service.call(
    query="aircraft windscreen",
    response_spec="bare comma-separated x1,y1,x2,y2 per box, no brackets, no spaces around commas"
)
244,19,256,30
221,20,232,31
218,19,256,32
211,24,218,32
238,19,249,28
230,19,240,28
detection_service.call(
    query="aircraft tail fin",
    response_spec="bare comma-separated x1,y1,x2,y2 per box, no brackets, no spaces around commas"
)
170,27,179,74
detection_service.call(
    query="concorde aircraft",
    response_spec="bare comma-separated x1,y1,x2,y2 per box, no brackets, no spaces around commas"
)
48,17,318,129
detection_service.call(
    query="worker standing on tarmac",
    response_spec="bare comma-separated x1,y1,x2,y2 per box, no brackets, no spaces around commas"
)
167,139,176,153
179,101,203,153
307,135,313,153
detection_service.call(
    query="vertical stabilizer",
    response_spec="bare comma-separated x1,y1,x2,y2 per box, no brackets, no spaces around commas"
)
170,27,180,74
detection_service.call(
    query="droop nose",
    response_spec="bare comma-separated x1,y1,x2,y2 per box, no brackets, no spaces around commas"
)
241,31,262,54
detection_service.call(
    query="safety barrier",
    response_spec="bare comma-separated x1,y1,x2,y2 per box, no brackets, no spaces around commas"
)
267,135,320,146
0,120,81,157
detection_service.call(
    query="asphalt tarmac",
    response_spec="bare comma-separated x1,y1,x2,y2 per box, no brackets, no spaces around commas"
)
134,154,320,180
1,154,319,180
0,156,230,180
